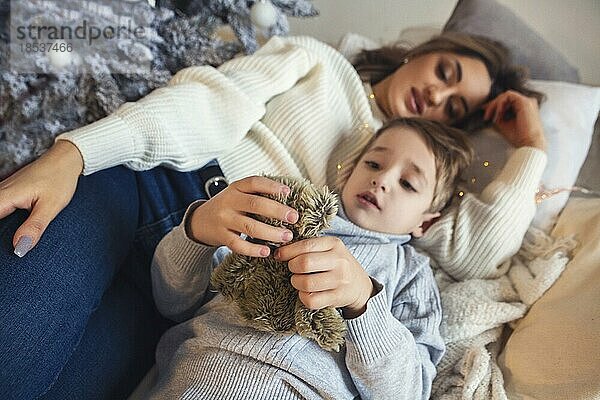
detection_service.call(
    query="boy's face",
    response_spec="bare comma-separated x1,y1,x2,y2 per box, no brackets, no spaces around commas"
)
341,126,440,236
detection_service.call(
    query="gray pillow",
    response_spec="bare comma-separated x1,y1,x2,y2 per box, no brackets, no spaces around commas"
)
443,0,580,83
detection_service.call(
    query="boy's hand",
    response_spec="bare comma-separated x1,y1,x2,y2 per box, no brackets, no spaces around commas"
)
275,236,375,319
188,176,299,257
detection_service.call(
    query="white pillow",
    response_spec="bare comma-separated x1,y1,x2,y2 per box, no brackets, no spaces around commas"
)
336,33,600,232
462,80,600,232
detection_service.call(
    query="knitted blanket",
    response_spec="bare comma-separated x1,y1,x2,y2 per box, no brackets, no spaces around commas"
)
431,227,577,399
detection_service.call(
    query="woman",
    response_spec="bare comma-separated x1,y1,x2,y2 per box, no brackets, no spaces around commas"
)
0,33,546,398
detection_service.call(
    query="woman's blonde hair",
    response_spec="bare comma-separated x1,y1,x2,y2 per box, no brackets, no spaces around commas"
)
355,118,474,213
353,32,544,130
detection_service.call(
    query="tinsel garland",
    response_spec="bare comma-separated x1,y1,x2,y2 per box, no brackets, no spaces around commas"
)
0,0,317,178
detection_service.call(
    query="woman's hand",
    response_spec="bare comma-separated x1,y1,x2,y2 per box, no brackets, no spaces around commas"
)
483,90,546,150
275,236,375,319
188,176,299,257
0,140,83,257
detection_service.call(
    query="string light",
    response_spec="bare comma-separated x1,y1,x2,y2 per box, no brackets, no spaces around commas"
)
535,185,600,204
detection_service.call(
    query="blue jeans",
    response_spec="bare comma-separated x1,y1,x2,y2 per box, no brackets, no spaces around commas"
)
0,163,212,399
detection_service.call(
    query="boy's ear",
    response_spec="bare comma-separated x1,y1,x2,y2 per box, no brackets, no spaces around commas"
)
410,212,441,238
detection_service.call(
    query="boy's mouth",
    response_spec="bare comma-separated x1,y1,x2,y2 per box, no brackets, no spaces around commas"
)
357,192,380,210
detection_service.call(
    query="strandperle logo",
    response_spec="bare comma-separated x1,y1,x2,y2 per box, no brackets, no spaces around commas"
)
15,18,147,47
9,0,153,74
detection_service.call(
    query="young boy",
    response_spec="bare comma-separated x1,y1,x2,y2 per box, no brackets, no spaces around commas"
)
148,118,473,399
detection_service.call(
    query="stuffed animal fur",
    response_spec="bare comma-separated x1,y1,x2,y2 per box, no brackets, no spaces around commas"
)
210,175,347,351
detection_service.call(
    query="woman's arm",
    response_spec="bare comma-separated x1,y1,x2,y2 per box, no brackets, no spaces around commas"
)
413,91,548,280
344,249,444,400
414,146,547,280
0,37,321,254
58,36,319,175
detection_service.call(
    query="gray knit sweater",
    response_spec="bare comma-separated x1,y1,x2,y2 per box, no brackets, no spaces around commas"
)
149,206,444,399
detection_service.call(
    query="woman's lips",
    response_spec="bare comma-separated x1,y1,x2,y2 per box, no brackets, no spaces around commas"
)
408,87,424,115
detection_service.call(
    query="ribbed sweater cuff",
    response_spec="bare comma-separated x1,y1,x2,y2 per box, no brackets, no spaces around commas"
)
56,113,136,175
166,224,217,276
345,286,410,364
163,200,216,275
493,147,547,191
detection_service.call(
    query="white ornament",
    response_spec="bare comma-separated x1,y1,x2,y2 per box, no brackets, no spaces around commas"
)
48,41,75,69
250,0,278,29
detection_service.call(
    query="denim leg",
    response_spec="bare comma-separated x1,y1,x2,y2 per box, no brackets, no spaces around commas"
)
122,163,213,303
38,269,168,400
32,164,212,398
0,166,138,400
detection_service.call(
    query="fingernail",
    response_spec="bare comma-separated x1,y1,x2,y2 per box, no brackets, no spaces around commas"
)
14,236,33,258
286,211,299,223
281,186,291,196
260,247,270,257
282,230,293,242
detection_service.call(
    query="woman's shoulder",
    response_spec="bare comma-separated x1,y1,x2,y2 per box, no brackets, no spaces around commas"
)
264,35,356,70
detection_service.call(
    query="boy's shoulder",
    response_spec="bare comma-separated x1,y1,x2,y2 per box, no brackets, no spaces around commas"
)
398,242,436,284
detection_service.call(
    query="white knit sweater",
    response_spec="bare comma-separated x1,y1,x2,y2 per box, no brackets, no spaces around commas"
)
56,35,547,281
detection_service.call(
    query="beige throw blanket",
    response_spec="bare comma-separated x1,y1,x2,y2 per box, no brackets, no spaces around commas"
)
431,227,577,400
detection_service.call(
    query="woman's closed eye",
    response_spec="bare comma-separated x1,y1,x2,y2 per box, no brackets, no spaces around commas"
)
446,96,463,120
436,60,453,83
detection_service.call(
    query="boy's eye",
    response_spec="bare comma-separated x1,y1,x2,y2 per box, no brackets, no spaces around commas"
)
365,161,379,170
400,179,417,193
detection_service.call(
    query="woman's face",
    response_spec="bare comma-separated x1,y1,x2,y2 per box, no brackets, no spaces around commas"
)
372,51,492,125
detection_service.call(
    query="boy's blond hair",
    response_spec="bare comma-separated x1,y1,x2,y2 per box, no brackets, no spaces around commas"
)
355,118,474,213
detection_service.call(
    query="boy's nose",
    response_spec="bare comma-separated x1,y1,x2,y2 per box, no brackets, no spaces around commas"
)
371,178,388,192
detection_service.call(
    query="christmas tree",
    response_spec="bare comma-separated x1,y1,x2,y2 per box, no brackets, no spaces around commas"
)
0,0,318,178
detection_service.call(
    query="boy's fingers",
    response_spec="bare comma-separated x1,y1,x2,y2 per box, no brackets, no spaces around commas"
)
235,176,290,197
287,251,333,274
232,215,293,245
298,289,336,310
239,194,298,225
225,233,271,258
290,269,337,293
275,237,335,262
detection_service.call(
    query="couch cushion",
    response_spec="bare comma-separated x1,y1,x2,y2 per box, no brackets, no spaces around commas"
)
444,0,580,83
499,197,600,400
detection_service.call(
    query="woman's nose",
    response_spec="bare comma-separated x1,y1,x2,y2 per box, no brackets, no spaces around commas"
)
424,85,452,107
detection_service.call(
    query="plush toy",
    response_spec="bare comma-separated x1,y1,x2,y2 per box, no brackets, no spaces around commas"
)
210,175,347,352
